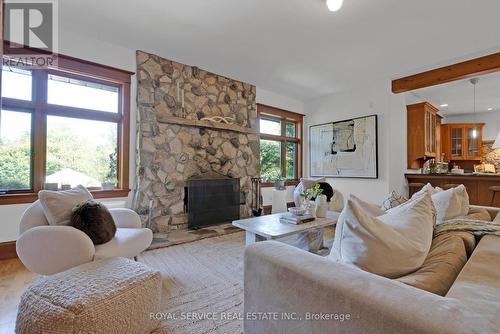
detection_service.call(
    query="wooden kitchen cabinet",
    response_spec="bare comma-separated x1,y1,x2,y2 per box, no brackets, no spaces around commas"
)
407,102,442,168
441,123,484,161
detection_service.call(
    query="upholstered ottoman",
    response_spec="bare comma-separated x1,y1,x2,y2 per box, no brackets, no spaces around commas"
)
16,257,161,334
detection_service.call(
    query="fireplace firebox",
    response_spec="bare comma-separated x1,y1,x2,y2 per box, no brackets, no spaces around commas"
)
185,176,240,229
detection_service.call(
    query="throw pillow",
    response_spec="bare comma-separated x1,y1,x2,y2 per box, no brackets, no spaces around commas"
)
453,185,470,217
494,212,500,223
432,186,469,224
350,195,386,216
293,177,326,207
381,190,408,211
38,185,93,226
70,200,116,245
328,189,345,212
412,183,468,224
412,183,442,198
330,193,435,278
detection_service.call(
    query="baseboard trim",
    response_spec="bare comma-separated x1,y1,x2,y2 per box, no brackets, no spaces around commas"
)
0,241,17,260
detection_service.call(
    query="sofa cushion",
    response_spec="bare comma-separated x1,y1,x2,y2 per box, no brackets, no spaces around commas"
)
94,228,153,260
396,232,470,296
457,206,492,221
446,235,500,316
330,193,435,278
494,212,500,223
451,231,477,257
38,185,93,226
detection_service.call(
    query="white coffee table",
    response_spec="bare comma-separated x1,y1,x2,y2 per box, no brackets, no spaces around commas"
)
232,211,339,251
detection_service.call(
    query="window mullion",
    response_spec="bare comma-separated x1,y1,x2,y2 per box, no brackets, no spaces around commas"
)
42,104,121,123
281,119,286,178
32,70,48,192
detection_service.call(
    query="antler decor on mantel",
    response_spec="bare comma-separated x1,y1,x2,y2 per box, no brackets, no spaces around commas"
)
156,115,255,134
200,116,235,124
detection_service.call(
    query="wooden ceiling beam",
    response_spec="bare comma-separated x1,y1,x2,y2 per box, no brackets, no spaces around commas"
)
392,52,500,93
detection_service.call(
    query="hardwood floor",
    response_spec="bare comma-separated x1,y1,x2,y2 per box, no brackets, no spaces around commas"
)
0,258,35,334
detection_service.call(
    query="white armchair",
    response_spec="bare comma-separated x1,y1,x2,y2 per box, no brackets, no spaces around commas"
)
16,200,153,275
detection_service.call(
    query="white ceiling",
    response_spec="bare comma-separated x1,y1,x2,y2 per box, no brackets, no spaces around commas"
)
59,0,500,101
409,71,500,116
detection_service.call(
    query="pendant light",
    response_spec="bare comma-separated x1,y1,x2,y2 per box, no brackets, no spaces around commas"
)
326,0,343,12
470,78,479,139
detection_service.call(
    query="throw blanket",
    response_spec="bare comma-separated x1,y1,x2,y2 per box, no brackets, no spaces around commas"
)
434,219,500,238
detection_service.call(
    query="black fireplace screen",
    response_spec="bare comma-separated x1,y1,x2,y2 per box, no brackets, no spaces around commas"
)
186,178,240,229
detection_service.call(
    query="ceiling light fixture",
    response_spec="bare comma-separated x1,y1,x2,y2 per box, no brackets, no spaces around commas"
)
488,107,493,111
440,104,449,107
326,0,343,12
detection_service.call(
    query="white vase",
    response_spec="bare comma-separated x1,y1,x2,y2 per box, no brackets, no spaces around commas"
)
302,201,316,216
315,195,328,218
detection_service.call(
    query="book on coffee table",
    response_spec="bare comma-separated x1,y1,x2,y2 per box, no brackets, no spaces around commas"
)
279,213,315,225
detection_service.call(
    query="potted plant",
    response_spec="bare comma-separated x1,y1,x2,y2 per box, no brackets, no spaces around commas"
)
270,171,286,190
299,183,323,215
102,152,117,190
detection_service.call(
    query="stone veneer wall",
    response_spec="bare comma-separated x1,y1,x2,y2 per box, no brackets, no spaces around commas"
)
134,51,260,232
483,141,500,172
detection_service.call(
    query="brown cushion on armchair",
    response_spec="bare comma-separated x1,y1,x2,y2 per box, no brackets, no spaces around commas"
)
70,200,117,245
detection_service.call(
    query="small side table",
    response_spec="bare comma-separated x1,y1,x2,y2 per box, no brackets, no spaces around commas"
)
271,189,288,213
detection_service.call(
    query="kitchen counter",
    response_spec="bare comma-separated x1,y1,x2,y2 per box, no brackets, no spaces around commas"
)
405,172,500,178
405,173,500,207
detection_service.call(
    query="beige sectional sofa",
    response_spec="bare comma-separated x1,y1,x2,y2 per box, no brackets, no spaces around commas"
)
244,206,500,334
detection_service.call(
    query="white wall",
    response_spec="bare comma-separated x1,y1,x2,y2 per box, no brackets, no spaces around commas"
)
303,80,408,205
442,111,500,141
0,31,304,242
257,88,305,114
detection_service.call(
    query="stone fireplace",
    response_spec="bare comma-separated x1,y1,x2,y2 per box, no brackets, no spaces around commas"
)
134,51,260,232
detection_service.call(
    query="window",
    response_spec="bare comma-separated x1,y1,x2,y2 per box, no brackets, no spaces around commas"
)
0,50,132,204
260,139,281,178
0,109,32,191
1,67,32,101
46,116,118,188
257,104,303,184
47,74,119,113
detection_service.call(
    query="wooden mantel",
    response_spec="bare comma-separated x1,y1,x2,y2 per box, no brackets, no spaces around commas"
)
157,115,257,134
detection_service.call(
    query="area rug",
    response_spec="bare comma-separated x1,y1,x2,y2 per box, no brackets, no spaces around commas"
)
141,232,246,334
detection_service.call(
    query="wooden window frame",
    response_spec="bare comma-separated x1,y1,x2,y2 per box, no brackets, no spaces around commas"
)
257,103,304,188
0,43,133,204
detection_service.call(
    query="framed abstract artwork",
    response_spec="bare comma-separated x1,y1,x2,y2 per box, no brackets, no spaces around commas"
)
309,115,378,178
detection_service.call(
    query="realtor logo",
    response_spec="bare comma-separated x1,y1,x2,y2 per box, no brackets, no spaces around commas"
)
3,0,58,68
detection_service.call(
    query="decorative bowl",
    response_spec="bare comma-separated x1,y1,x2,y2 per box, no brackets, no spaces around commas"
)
288,207,306,216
